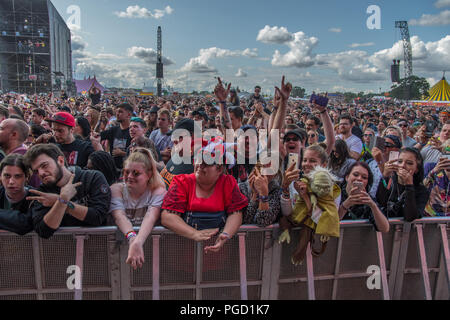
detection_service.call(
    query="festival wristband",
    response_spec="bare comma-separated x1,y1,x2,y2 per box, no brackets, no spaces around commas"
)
259,195,269,202
221,232,231,240
126,231,137,242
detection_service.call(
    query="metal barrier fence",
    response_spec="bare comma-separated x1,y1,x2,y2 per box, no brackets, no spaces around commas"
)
0,218,449,300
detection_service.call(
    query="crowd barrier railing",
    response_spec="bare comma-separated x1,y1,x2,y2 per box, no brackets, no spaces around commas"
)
0,218,449,300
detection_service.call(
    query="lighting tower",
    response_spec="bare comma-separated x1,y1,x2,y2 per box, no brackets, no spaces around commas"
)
156,26,163,97
395,21,413,100
395,21,413,79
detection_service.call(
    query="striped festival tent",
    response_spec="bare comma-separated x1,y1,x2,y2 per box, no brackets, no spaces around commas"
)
427,75,450,102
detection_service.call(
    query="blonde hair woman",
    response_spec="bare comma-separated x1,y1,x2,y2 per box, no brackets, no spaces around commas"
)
110,148,167,269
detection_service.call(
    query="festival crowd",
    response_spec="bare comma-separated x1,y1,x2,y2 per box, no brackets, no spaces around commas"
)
0,76,449,268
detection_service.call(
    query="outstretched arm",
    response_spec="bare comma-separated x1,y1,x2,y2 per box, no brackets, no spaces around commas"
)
214,78,232,130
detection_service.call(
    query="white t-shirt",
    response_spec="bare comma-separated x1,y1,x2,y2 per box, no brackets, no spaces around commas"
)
337,134,363,155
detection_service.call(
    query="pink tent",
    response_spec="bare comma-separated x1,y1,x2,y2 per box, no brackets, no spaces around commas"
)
74,76,105,95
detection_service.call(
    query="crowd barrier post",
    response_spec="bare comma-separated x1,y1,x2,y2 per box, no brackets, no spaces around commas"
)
392,222,411,299
119,237,131,300
74,234,87,300
31,234,44,300
375,231,390,300
152,234,161,300
415,224,432,300
238,232,248,300
195,242,203,300
260,230,275,299
388,224,402,297
438,224,450,296
107,233,121,300
268,231,282,300
331,228,344,300
305,242,315,300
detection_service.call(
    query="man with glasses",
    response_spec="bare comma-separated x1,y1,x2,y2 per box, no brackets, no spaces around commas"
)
336,114,362,160
397,120,416,148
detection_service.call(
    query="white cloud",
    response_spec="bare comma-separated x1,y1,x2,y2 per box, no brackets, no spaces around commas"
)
114,5,174,19
235,68,247,77
349,42,375,48
316,50,385,82
435,0,450,8
369,35,450,73
329,28,342,33
181,47,258,73
409,10,450,26
257,26,318,68
256,25,293,44
127,46,175,65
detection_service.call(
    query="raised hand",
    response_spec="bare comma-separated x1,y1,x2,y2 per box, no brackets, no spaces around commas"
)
126,239,145,270
274,76,292,103
26,190,59,207
214,77,231,102
60,174,82,201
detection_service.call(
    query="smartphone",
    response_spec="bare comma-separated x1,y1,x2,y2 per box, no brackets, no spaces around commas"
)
375,136,385,152
353,181,364,193
288,153,299,169
389,151,400,162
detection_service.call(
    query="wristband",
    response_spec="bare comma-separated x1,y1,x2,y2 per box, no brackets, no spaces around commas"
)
320,109,327,114
126,231,137,242
221,232,231,240
219,101,227,105
259,195,269,202
58,197,75,210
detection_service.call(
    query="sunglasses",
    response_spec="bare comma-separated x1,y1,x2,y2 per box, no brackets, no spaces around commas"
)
364,134,373,137
398,123,408,127
284,137,300,142
308,134,316,138
123,169,142,178
385,143,396,148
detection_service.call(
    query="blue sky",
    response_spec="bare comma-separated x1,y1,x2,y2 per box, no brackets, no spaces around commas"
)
52,0,450,93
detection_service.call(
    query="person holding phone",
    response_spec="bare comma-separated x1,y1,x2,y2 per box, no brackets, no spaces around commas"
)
377,147,429,221
422,143,450,216
338,162,389,233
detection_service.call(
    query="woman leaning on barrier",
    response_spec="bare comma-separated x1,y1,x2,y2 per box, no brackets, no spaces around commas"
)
338,162,390,233
0,154,34,235
376,147,430,221
109,148,167,270
160,140,248,254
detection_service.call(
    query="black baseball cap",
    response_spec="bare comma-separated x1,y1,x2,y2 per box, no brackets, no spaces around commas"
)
149,106,159,113
167,118,198,136
283,129,307,142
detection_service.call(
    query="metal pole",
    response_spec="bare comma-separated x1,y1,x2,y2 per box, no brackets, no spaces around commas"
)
74,235,86,300
376,232,390,300
238,233,248,300
438,224,450,293
306,242,316,300
415,224,432,300
152,235,160,300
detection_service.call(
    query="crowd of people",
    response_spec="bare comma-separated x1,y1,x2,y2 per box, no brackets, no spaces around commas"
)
0,77,449,269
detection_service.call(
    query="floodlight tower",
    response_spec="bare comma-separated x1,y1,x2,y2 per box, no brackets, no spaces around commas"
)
395,21,413,100
395,21,413,79
156,26,163,97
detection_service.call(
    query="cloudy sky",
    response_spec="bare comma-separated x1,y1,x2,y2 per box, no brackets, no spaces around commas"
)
53,0,450,94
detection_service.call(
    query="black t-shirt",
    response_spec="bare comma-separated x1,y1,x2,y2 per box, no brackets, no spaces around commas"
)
160,158,194,189
90,92,101,105
100,125,131,169
58,139,95,169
